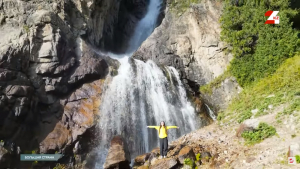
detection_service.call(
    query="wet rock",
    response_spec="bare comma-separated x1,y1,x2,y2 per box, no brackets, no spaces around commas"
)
104,136,131,169
149,158,178,169
178,146,195,164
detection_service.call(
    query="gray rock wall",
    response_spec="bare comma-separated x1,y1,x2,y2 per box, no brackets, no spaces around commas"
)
133,0,240,111
0,0,148,168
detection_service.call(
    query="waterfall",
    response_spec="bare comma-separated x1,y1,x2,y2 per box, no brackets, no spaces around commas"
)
126,0,162,53
205,104,217,121
94,0,200,168
96,58,199,168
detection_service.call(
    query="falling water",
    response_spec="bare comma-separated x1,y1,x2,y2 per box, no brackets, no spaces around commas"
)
96,58,199,168
126,0,162,53
95,0,200,168
205,104,217,121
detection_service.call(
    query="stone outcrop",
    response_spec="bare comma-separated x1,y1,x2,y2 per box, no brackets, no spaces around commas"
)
178,146,195,164
0,0,149,168
104,136,131,169
133,0,240,111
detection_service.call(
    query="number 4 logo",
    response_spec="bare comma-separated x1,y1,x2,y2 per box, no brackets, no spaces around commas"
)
265,11,279,24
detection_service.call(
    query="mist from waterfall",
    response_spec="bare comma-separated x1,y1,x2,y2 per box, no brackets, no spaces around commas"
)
95,0,200,168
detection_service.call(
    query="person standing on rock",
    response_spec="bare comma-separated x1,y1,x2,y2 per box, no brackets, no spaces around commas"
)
147,121,179,159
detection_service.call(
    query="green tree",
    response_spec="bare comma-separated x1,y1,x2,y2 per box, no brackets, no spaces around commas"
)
220,0,300,87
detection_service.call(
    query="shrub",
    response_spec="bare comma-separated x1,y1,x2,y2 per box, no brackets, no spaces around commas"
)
196,153,201,161
184,158,194,167
296,155,300,163
220,0,300,87
241,122,276,145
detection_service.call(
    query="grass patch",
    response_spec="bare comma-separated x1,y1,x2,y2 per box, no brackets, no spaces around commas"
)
241,122,276,145
169,0,203,14
223,55,300,123
200,71,231,95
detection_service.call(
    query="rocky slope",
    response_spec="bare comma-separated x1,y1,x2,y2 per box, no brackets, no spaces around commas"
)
125,107,300,169
133,0,241,111
0,0,152,168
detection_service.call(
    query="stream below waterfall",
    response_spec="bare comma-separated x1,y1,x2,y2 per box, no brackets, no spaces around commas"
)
94,0,204,168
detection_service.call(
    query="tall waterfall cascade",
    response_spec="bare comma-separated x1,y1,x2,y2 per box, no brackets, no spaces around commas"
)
95,0,201,168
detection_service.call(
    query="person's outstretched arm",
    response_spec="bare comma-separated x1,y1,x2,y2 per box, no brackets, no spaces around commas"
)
147,126,159,130
166,126,179,129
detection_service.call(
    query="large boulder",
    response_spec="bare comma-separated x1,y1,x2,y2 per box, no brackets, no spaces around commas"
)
236,119,260,137
178,146,196,164
135,153,151,165
104,136,131,169
149,158,178,169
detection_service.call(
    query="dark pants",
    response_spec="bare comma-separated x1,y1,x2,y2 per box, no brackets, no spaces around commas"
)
159,137,168,156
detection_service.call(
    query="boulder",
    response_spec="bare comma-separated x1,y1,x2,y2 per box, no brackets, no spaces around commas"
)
148,147,160,162
149,158,178,169
167,144,184,157
103,136,131,169
135,153,151,164
236,119,260,137
178,146,196,164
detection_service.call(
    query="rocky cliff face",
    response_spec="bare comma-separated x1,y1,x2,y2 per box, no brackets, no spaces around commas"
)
133,0,240,111
0,0,149,168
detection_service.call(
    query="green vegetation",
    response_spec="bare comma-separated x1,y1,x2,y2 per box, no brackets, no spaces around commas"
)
223,55,300,123
296,155,300,163
220,0,300,87
241,122,276,145
170,0,203,13
183,158,194,167
23,25,30,33
196,153,201,161
200,71,231,95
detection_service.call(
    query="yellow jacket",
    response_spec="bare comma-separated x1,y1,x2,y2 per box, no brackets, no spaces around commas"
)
148,126,178,138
